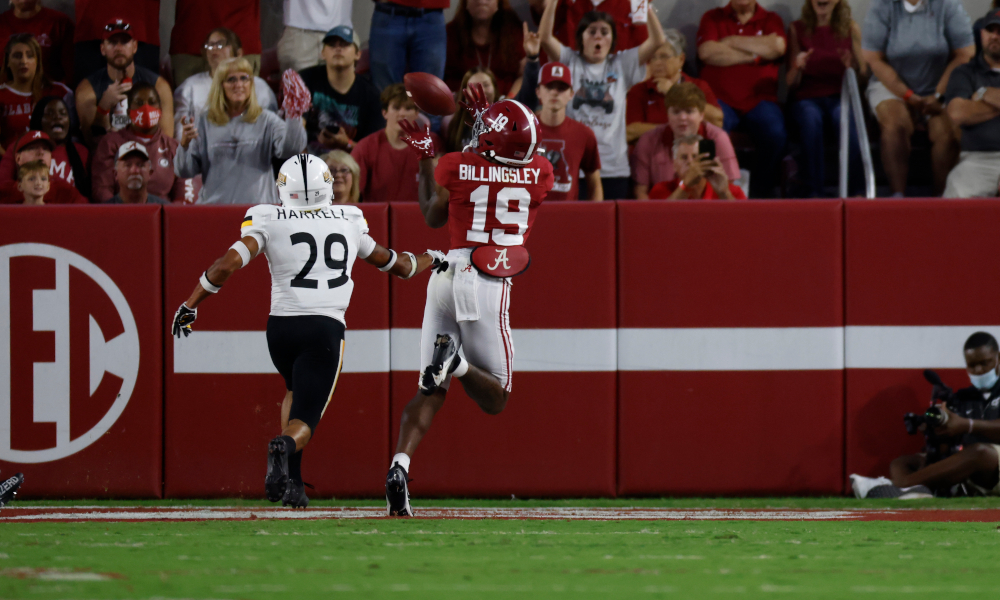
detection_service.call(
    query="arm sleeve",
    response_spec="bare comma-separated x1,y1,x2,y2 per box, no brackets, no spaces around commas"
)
943,0,975,50
240,206,269,252
944,65,975,102
559,46,576,65
434,153,457,188
514,59,541,110
620,48,645,89
271,114,308,160
625,84,645,125
861,2,890,52
696,11,720,44
357,233,377,259
764,13,787,39
173,83,192,138
90,136,118,202
174,117,206,178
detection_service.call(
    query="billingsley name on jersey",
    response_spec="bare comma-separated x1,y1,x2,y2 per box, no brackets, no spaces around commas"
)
458,164,544,185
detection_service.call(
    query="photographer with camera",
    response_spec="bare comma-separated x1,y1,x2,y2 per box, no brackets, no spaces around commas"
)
851,332,1000,499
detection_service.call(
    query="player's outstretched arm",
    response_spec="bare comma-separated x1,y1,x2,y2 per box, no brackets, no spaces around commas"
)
364,245,448,280
171,236,260,338
398,119,450,228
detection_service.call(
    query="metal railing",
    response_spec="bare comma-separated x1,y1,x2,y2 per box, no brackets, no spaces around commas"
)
839,67,876,199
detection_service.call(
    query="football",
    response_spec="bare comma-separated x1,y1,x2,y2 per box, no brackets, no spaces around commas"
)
404,72,457,116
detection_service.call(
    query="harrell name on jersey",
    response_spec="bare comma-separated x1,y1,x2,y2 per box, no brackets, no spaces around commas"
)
435,151,554,250
240,203,377,325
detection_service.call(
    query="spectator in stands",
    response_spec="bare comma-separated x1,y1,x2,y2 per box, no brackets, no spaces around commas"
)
174,29,277,139
368,0,447,92
279,0,353,73
647,134,746,200
943,11,1000,198
538,0,666,200
300,26,384,153
107,141,167,204
14,159,48,204
533,62,601,200
171,2,263,88
626,29,723,143
530,0,647,53
92,83,184,203
851,332,1000,499
444,67,498,152
0,34,73,152
75,20,174,145
0,0,74,84
861,0,974,197
0,130,85,203
787,0,867,198
322,149,360,204
974,1,1000,57
352,83,442,202
443,0,525,98
175,57,306,205
0,96,89,195
697,0,787,199
73,1,159,85
632,82,739,200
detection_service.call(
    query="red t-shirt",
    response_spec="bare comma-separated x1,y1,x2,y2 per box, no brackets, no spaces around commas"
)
0,177,86,203
648,177,747,200
0,140,89,186
696,3,785,114
791,20,853,100
0,7,74,84
0,82,72,149
536,116,600,201
74,0,159,45
351,129,443,203
443,18,524,97
549,0,648,52
435,151,554,250
625,74,720,125
170,0,261,56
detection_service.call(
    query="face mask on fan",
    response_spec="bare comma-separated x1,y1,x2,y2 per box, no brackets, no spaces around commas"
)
969,358,1000,390
129,105,161,130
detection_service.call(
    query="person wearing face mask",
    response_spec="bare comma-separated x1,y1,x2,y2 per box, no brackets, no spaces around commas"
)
351,83,442,202
321,149,360,204
538,0,666,200
106,141,167,204
173,28,277,138
91,83,186,203
0,96,89,195
851,332,1000,499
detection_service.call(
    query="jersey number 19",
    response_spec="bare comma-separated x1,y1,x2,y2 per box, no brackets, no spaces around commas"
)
466,185,531,246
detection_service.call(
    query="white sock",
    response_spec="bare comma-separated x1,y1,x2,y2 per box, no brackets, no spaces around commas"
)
452,356,469,378
392,453,410,473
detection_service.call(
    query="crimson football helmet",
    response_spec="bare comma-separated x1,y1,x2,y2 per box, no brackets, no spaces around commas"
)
469,99,539,167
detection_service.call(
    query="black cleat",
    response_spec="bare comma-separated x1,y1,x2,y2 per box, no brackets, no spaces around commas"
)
265,437,292,502
282,479,310,508
0,472,23,508
385,463,413,517
419,334,461,395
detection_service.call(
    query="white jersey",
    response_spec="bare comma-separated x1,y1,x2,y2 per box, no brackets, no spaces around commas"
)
240,204,377,325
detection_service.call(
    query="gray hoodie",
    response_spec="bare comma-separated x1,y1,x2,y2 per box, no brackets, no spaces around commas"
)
174,110,307,205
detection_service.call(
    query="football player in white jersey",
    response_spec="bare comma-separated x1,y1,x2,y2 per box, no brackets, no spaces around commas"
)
171,154,447,508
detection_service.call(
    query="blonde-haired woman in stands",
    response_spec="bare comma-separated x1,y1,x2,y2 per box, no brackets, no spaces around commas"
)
175,57,306,205
321,149,360,204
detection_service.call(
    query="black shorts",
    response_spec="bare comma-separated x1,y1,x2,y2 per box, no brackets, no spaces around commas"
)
266,315,346,434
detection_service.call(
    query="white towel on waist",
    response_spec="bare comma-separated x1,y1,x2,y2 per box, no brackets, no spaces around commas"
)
453,257,481,322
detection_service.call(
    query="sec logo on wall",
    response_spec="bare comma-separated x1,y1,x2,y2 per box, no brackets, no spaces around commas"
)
0,243,140,463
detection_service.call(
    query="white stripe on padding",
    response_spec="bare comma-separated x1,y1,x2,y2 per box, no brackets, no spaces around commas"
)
846,326,1000,369
618,327,845,371
173,329,389,374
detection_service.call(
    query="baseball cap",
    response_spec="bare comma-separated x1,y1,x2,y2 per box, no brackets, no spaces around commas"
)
539,62,573,88
15,131,54,153
323,25,360,49
983,9,1000,28
117,141,149,161
103,19,133,41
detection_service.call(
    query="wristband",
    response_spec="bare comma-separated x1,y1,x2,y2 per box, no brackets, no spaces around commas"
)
230,240,252,267
399,251,418,279
199,270,222,293
903,89,915,101
96,105,110,116
378,249,398,272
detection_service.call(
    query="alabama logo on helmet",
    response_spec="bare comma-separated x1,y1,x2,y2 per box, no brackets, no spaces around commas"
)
471,99,538,167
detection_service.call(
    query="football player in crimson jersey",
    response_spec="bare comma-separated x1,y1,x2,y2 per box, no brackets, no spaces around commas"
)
386,85,554,516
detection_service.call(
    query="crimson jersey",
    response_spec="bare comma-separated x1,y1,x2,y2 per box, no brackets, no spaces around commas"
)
435,151,554,250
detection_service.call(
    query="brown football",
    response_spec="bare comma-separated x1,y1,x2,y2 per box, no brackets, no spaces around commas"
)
403,72,457,116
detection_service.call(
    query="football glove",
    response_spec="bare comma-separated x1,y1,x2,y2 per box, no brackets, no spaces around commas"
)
460,82,491,121
399,119,436,160
172,303,197,338
426,249,449,273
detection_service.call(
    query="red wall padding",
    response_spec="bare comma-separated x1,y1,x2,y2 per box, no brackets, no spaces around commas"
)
162,204,390,498
845,200,1000,480
0,206,163,498
617,201,845,495
389,202,617,497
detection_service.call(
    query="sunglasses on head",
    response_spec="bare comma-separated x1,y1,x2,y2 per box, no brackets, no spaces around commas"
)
105,22,130,33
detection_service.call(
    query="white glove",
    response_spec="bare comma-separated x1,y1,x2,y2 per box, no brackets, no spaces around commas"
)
426,249,449,273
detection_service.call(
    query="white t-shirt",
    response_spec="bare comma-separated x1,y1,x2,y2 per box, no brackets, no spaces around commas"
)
560,46,644,178
283,0,353,32
241,203,376,325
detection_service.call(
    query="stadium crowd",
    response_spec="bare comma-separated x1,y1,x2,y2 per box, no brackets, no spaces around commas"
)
0,0,997,205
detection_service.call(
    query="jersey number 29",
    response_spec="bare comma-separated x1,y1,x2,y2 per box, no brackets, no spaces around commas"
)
466,185,530,245
289,232,348,289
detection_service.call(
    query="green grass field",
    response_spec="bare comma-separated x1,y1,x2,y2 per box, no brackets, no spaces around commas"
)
3,498,1000,599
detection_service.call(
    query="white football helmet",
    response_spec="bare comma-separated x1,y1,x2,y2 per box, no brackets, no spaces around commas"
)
277,154,334,210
